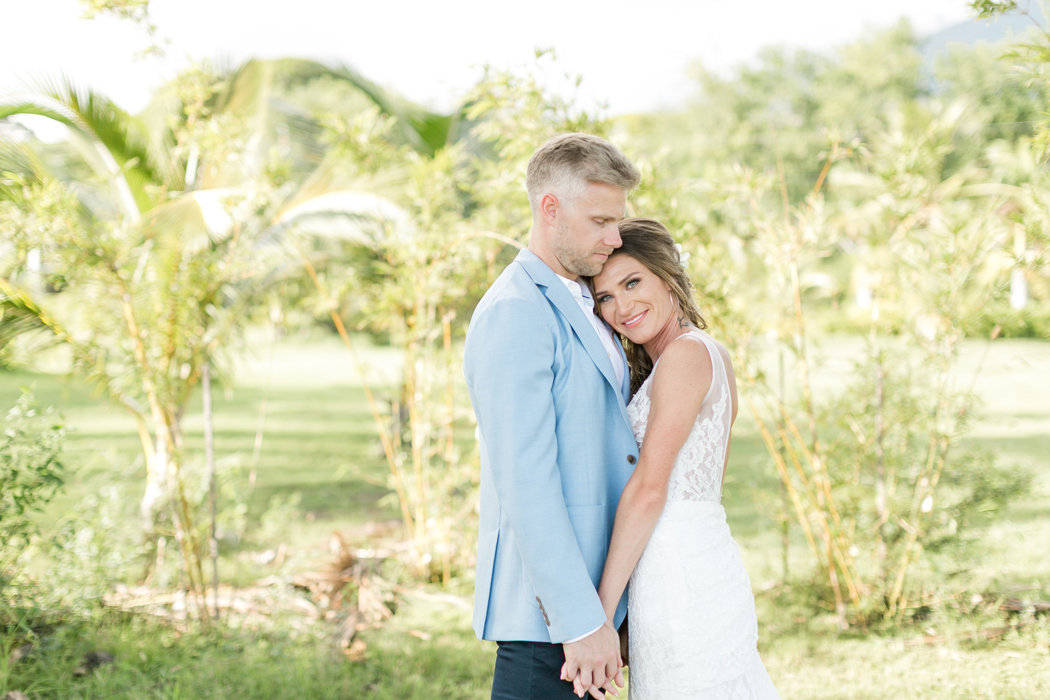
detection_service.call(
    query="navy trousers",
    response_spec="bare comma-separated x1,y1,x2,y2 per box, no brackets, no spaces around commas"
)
491,641,581,700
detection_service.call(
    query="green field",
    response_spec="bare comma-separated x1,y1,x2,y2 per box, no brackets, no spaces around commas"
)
2,333,1048,698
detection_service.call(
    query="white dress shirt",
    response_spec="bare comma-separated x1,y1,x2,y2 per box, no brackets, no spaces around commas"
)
558,275,625,388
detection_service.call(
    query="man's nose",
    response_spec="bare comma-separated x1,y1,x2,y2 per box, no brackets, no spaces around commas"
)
602,223,622,248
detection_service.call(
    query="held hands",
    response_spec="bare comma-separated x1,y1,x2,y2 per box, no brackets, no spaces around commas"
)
560,621,624,699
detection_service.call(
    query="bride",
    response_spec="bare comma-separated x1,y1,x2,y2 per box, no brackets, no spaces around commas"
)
570,217,779,698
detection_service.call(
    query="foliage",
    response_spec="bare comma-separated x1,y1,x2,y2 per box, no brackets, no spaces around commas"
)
625,15,1049,337
0,587,493,700
78,0,151,24
968,0,1050,155
1,0,1047,653
971,1,1020,19
692,95,1044,625
0,392,65,568
618,38,1050,622
17,487,143,620
933,42,1048,150
667,23,926,204
0,55,462,617
294,54,617,582
3,333,1048,697
965,301,1050,337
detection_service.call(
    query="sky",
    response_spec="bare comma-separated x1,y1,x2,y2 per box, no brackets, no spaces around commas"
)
1,0,978,117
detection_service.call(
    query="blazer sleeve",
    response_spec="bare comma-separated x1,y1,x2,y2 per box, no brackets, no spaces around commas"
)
464,294,608,642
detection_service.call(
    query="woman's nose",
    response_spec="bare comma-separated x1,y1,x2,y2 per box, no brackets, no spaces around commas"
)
616,295,631,316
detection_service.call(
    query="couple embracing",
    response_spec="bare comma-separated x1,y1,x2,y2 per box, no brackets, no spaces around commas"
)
463,133,779,699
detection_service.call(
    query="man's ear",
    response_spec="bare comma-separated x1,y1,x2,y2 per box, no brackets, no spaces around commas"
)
540,192,559,222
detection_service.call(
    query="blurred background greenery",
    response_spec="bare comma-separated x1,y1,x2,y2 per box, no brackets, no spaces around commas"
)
1,1,1048,697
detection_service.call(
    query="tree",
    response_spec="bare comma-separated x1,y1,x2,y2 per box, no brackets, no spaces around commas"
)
0,56,457,614
299,53,616,581
658,23,926,205
676,96,1036,627
969,0,1050,154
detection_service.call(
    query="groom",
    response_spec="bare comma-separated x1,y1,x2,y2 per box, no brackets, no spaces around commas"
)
463,133,641,699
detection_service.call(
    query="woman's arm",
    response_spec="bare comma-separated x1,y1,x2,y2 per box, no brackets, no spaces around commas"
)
595,337,713,622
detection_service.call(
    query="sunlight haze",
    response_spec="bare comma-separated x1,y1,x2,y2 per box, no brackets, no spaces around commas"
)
2,0,976,115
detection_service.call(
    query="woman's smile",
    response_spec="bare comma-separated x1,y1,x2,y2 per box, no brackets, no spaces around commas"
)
620,310,647,329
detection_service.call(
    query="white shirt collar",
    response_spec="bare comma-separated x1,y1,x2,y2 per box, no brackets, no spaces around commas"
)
555,275,625,387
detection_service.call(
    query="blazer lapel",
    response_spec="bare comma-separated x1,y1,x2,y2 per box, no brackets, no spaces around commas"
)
515,250,624,394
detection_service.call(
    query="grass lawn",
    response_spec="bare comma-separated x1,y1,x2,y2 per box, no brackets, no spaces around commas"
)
2,332,1048,698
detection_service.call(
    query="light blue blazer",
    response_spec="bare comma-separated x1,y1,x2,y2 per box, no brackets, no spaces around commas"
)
463,249,638,643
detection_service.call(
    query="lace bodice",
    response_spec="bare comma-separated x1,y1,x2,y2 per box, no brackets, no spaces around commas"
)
626,329,732,504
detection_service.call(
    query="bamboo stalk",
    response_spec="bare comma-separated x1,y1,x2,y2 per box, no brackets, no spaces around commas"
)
203,362,219,621
751,406,820,562
295,248,414,536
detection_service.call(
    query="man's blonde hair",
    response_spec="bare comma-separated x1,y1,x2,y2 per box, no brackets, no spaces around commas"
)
525,133,640,209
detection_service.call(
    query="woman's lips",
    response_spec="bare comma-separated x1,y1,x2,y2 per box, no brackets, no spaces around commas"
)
621,310,646,329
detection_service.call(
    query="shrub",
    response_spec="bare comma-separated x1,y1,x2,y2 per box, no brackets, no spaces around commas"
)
0,390,65,561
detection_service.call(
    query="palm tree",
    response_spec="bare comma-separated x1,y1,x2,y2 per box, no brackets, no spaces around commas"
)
0,58,456,613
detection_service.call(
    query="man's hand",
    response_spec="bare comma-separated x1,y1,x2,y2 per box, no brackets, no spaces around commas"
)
560,622,623,698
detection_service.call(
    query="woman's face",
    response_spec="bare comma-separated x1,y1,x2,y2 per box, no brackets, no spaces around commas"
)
592,253,674,346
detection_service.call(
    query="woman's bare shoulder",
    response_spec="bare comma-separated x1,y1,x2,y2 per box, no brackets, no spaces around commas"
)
651,331,714,389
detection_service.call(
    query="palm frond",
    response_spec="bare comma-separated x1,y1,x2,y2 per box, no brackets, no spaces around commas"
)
134,86,191,189
0,279,64,353
250,58,455,156
0,278,150,414
324,62,453,156
0,139,47,177
289,153,410,208
265,188,410,249
0,101,76,126
138,190,227,251
191,60,328,185
0,137,102,236
2,75,163,216
0,141,46,201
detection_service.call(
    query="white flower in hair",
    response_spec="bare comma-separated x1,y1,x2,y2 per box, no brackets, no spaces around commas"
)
675,243,691,268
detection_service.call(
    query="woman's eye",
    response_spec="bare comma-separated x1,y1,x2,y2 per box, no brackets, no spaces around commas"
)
626,278,639,289
596,294,611,304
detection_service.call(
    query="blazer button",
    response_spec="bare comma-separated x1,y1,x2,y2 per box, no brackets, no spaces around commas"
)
627,455,636,464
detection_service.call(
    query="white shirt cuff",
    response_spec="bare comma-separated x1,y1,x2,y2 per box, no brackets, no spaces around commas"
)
564,623,604,644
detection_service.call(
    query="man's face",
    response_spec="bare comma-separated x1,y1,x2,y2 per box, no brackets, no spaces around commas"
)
551,182,627,278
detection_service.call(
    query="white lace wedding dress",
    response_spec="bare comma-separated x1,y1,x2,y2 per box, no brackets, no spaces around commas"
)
625,329,779,698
